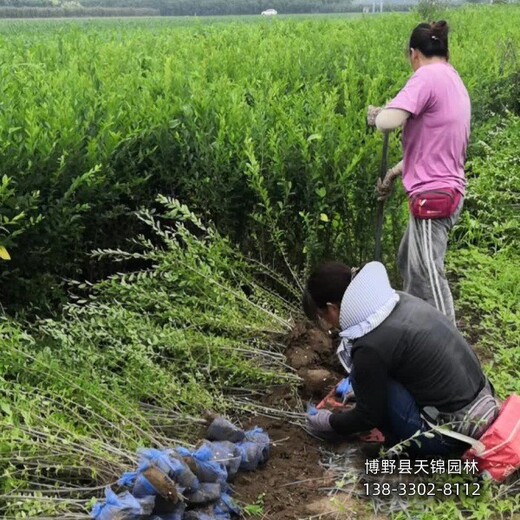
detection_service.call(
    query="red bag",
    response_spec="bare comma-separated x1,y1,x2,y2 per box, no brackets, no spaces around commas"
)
409,189,461,219
462,395,520,482
316,387,385,444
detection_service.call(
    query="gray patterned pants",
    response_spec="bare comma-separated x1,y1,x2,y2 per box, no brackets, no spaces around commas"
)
397,200,463,324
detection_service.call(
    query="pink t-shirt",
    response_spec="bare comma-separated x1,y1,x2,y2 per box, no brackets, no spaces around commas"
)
386,62,471,197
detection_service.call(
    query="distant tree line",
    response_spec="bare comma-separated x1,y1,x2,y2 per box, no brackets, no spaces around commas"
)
0,0,425,17
0,5,159,15
0,0,369,16
0,0,512,16
156,0,358,16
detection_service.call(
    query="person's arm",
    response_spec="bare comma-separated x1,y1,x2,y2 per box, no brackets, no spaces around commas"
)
390,160,403,175
377,160,403,201
375,109,410,133
386,69,432,118
368,69,432,130
329,347,389,436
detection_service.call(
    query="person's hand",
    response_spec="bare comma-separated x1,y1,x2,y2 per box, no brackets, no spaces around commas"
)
306,407,333,433
306,407,346,442
376,164,402,201
317,378,355,409
317,386,342,411
367,105,383,127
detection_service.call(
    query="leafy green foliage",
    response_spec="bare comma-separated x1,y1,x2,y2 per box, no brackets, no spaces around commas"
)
414,0,448,21
0,199,297,517
449,114,520,398
393,479,519,520
455,114,520,252
452,248,519,397
0,7,519,309
243,493,266,517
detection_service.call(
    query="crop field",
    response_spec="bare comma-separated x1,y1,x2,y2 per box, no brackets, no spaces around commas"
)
0,5,518,519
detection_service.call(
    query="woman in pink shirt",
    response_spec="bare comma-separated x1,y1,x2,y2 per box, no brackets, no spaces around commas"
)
368,21,471,324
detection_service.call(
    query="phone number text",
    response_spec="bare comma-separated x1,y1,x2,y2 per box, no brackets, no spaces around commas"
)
364,482,481,497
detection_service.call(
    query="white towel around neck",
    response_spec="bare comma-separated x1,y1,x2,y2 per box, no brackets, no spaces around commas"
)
336,262,400,373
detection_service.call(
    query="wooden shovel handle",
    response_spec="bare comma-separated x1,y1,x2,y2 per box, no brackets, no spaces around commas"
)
374,132,390,262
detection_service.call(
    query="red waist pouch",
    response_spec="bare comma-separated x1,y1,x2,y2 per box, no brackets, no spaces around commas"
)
409,189,461,220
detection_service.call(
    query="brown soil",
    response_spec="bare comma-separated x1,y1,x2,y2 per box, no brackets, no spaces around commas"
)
285,321,344,401
232,415,335,520
232,322,375,519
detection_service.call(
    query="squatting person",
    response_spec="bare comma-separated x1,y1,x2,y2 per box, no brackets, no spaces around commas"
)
304,261,498,455
367,21,470,324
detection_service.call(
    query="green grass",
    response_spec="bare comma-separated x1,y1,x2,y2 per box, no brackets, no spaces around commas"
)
450,114,520,399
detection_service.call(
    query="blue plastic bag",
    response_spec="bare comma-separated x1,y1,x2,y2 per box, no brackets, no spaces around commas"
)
206,417,245,443
91,487,153,520
118,471,159,500
184,510,218,520
245,427,270,447
168,451,200,490
118,468,183,501
118,472,138,489
336,377,353,401
184,482,222,505
137,448,199,491
236,442,264,471
199,441,241,479
134,473,161,499
137,448,178,475
149,501,186,520
240,427,270,468
153,496,186,516
213,512,231,520
215,493,241,517
307,403,318,416
137,495,155,515
176,446,228,484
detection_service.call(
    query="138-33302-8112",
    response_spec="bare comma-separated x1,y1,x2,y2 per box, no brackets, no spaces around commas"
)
364,482,481,497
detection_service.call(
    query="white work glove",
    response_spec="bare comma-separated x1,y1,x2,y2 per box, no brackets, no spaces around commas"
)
307,408,333,432
306,407,346,442
376,164,402,201
367,105,383,127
